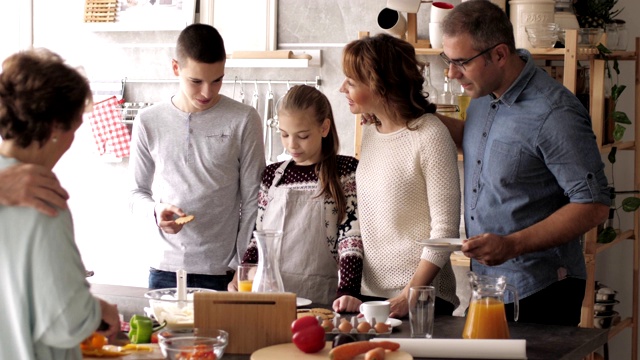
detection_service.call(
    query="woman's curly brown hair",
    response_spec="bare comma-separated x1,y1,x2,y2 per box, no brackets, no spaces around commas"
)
0,48,92,148
342,33,437,127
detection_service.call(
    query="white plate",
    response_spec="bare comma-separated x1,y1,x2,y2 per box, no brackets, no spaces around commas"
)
358,316,402,328
415,238,464,251
297,297,312,307
387,318,402,327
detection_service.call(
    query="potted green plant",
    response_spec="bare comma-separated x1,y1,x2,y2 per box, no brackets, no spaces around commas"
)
573,0,622,29
593,43,640,243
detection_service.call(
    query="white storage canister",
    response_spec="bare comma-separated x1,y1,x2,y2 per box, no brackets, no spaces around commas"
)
509,0,555,49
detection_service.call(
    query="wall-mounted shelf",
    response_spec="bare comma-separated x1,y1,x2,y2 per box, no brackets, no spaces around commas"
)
227,50,321,68
83,22,186,32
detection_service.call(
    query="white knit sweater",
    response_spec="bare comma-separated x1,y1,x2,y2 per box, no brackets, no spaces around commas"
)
357,113,461,308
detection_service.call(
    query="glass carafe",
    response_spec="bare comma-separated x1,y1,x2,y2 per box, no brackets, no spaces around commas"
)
252,230,285,292
462,272,519,339
422,61,439,103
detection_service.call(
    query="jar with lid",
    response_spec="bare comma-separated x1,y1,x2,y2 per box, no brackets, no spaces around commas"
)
553,0,579,45
614,19,628,51
604,23,619,50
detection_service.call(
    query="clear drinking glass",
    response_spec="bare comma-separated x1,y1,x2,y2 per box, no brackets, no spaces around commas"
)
237,263,257,292
408,286,435,338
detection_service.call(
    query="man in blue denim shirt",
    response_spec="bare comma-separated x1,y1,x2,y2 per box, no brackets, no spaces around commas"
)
437,1,610,326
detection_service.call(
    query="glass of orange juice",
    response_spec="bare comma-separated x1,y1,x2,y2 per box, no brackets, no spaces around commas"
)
237,264,257,292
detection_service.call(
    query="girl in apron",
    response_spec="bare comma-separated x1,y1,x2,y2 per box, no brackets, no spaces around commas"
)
228,85,363,309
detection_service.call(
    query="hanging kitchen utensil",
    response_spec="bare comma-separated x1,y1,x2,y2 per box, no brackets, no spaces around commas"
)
272,80,291,133
275,81,292,163
239,80,245,105
264,82,275,164
251,80,259,111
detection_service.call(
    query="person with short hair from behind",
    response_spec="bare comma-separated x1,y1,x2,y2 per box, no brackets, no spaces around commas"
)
0,48,120,359
438,0,610,326
129,24,265,290
228,85,363,308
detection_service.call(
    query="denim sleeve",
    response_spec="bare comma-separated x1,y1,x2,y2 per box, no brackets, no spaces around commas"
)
537,104,611,206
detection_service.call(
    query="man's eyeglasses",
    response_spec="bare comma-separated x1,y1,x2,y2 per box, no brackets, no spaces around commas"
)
439,43,501,72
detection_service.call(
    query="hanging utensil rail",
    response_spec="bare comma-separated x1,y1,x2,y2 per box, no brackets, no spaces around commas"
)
121,76,321,87
97,77,322,124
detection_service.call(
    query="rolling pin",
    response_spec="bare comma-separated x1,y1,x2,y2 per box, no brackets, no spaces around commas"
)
231,50,312,60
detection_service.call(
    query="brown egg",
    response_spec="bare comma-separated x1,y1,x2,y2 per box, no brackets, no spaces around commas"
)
338,320,353,333
357,321,372,333
374,322,390,333
321,319,333,331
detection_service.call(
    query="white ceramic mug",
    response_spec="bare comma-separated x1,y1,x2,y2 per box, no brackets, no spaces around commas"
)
377,8,407,38
386,0,422,13
429,22,444,49
430,1,455,23
359,300,390,324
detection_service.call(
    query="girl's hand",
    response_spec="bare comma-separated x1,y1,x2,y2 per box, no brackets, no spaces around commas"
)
333,295,362,313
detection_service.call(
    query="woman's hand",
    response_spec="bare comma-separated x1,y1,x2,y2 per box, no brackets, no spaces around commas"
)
388,293,409,319
333,295,362,313
97,299,121,341
0,163,68,216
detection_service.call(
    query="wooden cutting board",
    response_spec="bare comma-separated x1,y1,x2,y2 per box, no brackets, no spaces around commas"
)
194,292,297,355
251,342,413,360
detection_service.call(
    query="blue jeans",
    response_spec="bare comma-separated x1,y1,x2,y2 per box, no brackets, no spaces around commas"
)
148,268,234,291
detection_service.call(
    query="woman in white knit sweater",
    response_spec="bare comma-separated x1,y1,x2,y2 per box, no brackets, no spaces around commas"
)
335,33,461,318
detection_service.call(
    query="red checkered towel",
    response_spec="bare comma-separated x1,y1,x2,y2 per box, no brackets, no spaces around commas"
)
88,96,130,158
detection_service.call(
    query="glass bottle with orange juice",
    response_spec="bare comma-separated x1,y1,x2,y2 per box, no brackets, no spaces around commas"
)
462,272,519,339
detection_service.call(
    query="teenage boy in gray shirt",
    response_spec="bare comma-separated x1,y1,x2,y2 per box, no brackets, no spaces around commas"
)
129,24,265,290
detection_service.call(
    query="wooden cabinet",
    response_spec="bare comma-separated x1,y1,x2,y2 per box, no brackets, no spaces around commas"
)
354,28,639,359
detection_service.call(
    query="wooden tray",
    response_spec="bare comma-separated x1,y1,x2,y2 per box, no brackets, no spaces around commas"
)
194,292,297,355
251,342,413,360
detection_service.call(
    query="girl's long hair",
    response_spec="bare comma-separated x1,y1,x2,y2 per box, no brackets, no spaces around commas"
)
278,85,347,221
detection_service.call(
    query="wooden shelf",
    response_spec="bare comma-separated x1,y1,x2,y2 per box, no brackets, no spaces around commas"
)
596,229,635,254
601,140,635,153
608,317,633,340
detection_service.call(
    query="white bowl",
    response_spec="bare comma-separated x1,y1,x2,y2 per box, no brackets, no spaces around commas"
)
145,288,216,330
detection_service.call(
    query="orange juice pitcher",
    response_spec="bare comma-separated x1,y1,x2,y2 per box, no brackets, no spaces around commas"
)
462,271,519,339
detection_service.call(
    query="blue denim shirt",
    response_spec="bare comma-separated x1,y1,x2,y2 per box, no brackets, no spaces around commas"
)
462,50,611,302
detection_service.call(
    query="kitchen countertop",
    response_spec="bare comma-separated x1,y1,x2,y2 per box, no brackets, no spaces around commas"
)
90,284,608,360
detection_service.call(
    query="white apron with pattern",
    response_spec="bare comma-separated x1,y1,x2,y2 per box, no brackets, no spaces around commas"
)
261,160,338,305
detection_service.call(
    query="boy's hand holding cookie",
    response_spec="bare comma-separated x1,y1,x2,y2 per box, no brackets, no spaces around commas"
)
154,203,190,234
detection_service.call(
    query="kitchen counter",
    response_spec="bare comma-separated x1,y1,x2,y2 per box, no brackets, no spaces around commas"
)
91,284,608,360
401,316,607,360
90,283,149,320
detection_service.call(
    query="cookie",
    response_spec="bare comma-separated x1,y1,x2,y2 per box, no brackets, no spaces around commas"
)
175,214,195,225
297,308,335,319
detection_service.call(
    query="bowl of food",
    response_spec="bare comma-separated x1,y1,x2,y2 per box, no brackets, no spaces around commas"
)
145,288,216,331
159,332,228,360
525,23,559,48
578,28,604,47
